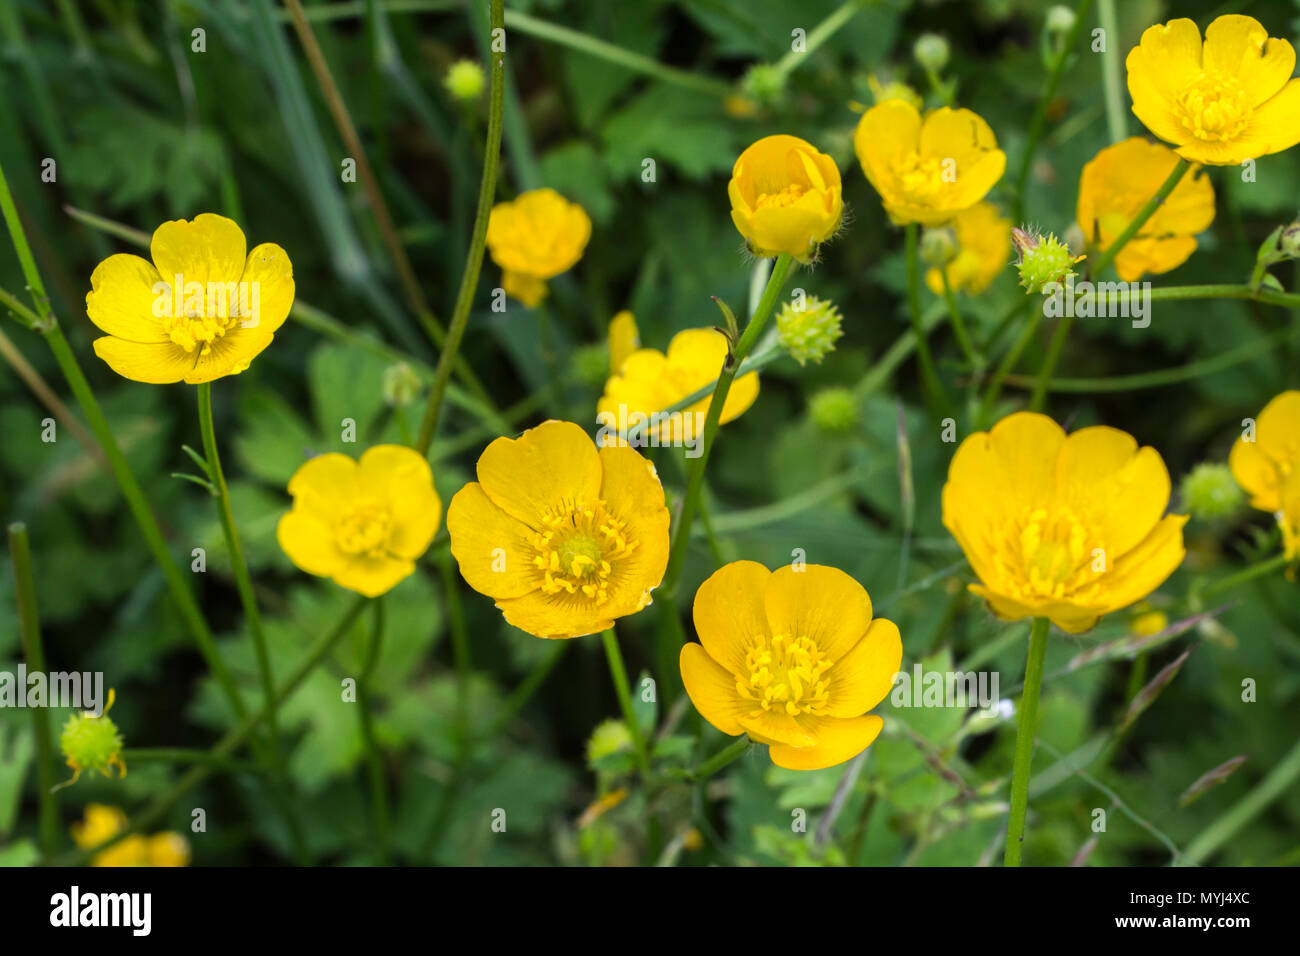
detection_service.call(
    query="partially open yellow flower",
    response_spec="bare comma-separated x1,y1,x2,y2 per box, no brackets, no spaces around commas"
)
447,420,670,639
277,445,441,598
1076,138,1215,281
855,100,1005,225
1229,390,1300,559
942,412,1187,633
597,329,758,446
608,310,640,374
727,134,843,261
924,201,1011,294
486,188,591,307
71,804,190,867
680,561,901,771
85,214,293,384
1126,15,1300,165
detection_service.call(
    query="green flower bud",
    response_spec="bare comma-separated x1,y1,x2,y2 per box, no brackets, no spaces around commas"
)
1046,5,1077,37
444,59,485,102
741,63,786,106
586,718,633,768
59,689,125,785
1180,463,1246,521
1013,227,1083,293
808,387,859,434
919,226,958,268
572,343,612,388
776,296,844,366
382,362,422,407
1279,220,1300,259
913,34,950,72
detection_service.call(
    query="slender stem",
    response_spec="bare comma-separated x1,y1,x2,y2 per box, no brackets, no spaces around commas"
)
1090,159,1190,277
772,0,863,78
1097,0,1126,143
688,737,750,781
357,597,390,863
487,641,568,739
660,253,794,596
0,316,103,462
1011,0,1095,223
940,268,983,368
601,629,651,780
1005,617,1050,867
1029,313,1072,412
58,596,370,866
905,224,953,416
978,300,1039,426
8,523,59,856
121,748,259,773
1200,553,1290,602
415,0,506,454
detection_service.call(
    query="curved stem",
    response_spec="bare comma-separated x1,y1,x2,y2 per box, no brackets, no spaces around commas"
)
1090,159,1190,277
1005,617,1050,866
1200,552,1290,602
415,0,507,454
905,224,953,416
688,737,750,781
601,629,651,780
940,268,983,368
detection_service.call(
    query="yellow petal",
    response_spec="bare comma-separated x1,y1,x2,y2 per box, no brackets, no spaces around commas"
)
476,420,602,527
692,560,771,677
91,337,199,385
1231,79,1300,160
492,588,615,640
358,444,441,560
596,443,670,615
679,642,745,736
1097,514,1188,615
333,553,416,598
608,310,640,374
768,715,883,770
150,213,248,288
446,482,539,600
763,564,872,662
276,510,345,578
239,242,295,337
85,254,168,343
1202,15,1295,106
738,708,817,748
823,617,902,717
286,452,359,520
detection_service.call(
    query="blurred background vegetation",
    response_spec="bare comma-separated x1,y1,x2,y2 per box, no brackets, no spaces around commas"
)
0,0,1298,866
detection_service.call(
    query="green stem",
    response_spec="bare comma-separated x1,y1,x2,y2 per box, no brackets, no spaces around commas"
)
121,748,259,773
906,225,954,416
940,268,983,368
601,629,651,780
688,737,750,781
1097,0,1126,144
415,0,506,454
1090,159,1190,277
978,300,1039,426
357,597,390,863
487,641,569,739
1029,313,1071,412
660,253,794,597
1200,553,1290,602
8,523,59,856
772,0,863,78
1005,617,1050,866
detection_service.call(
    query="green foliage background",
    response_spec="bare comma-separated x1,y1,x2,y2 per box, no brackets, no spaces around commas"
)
0,0,1298,866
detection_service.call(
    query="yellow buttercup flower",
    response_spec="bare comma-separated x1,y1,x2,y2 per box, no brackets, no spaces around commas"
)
1229,390,1300,559
924,201,1011,294
1076,138,1215,281
608,310,640,374
680,561,901,771
447,420,670,639
727,134,843,261
486,188,592,307
85,213,293,384
71,804,190,867
276,445,442,598
1126,15,1300,165
597,328,758,445
855,100,1005,225
942,412,1187,634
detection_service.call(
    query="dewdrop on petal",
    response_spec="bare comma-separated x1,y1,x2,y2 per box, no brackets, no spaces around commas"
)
444,59,485,102
809,387,859,434
776,296,843,366
57,688,125,789
1012,227,1084,293
1180,463,1245,521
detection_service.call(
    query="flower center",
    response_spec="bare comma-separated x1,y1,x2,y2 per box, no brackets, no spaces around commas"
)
997,507,1097,600
738,634,832,717
754,183,808,211
1174,71,1252,142
162,293,242,355
335,502,392,557
528,498,638,603
896,155,948,203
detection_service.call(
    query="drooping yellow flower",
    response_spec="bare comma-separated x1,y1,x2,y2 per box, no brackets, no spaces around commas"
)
1126,15,1300,165
597,328,758,445
680,561,901,771
727,134,843,261
924,201,1011,294
608,310,640,374
485,188,591,307
942,412,1187,633
71,804,190,867
1076,138,1216,281
85,214,293,384
1229,390,1300,559
447,420,670,639
276,445,442,598
854,100,1005,225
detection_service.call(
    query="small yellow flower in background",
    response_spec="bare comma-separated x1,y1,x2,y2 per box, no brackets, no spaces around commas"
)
1229,390,1300,560
71,804,190,867
680,561,901,771
942,412,1187,633
925,202,1012,294
58,688,124,788
727,134,843,261
447,420,670,639
608,310,640,374
276,445,442,598
1126,14,1300,165
485,188,591,307
598,328,758,445
1076,138,1215,281
1131,606,1169,637
86,214,294,384
854,100,1005,225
